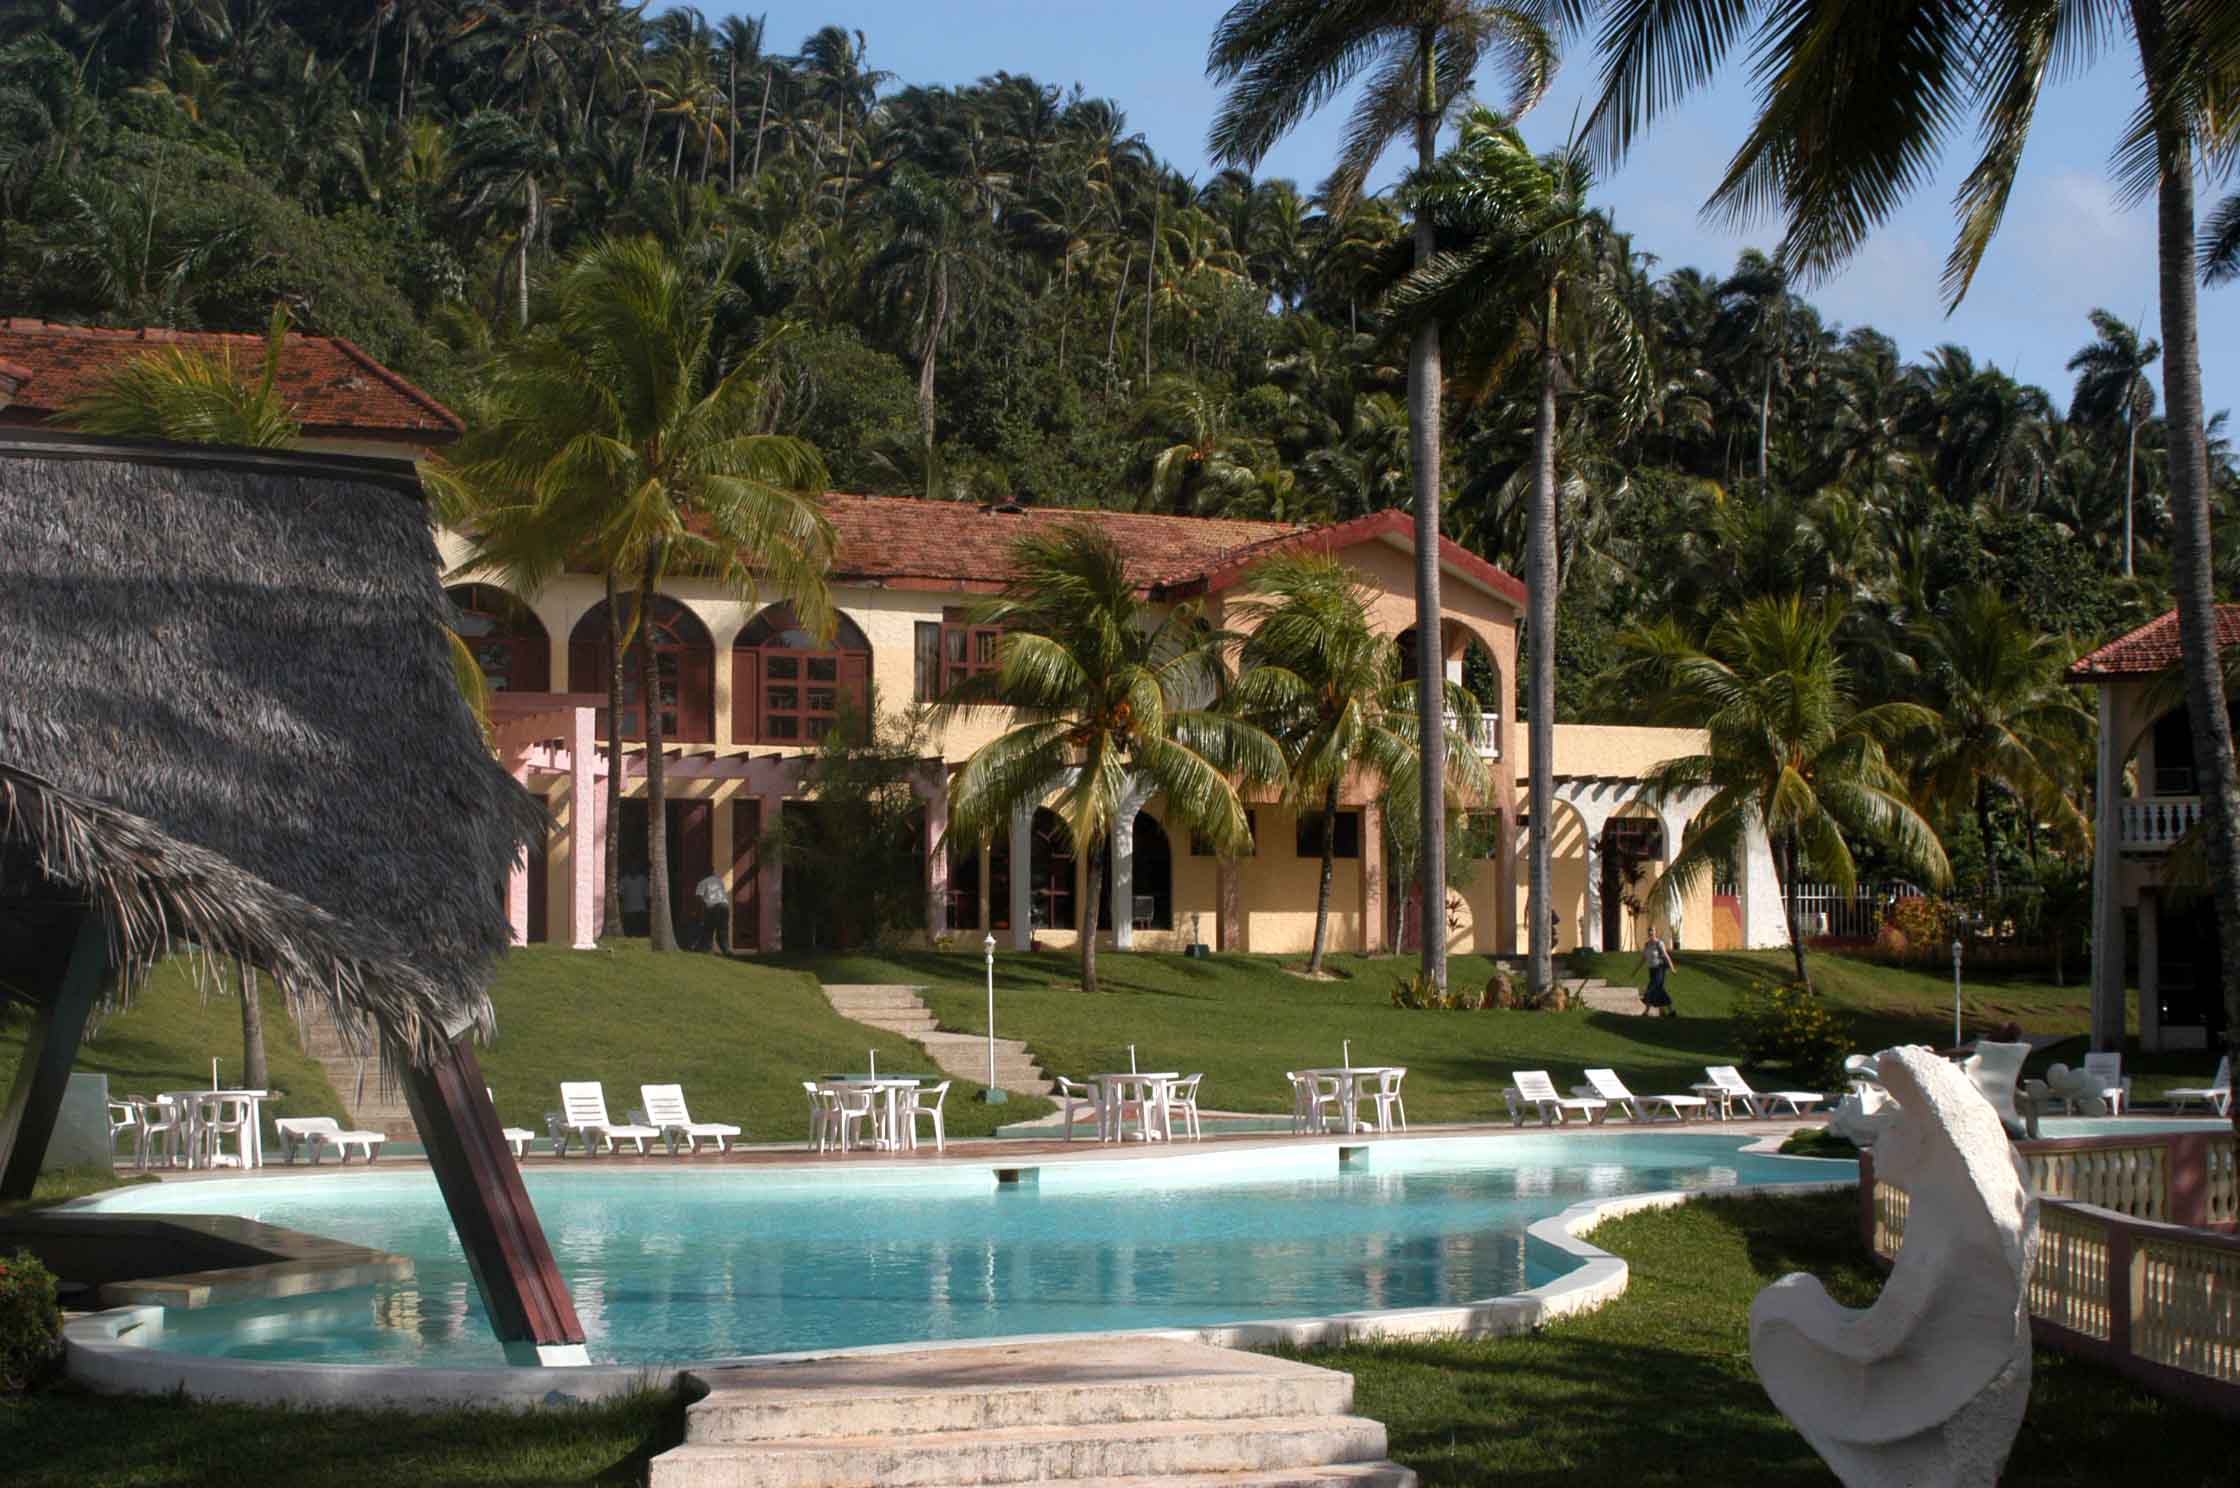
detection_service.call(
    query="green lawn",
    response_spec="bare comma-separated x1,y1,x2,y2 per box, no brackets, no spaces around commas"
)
769,947,2097,1123
479,943,1051,1142
0,962,347,1124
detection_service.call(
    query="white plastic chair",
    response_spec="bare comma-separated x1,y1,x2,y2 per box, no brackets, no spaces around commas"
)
128,1096,182,1170
198,1093,253,1168
816,1083,876,1152
1575,1068,1706,1123
1504,1070,1608,1126
555,1082,660,1155
107,1099,138,1163
904,1081,951,1153
1369,1068,1407,1133
2082,1051,2132,1115
2169,1056,2233,1116
1054,1076,1105,1141
801,1081,832,1151
1161,1074,1205,1141
1286,1071,1338,1134
640,1084,742,1154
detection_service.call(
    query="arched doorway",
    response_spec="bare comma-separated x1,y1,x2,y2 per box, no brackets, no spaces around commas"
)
446,584,549,693
1600,816,1666,950
567,596,715,743
735,605,872,744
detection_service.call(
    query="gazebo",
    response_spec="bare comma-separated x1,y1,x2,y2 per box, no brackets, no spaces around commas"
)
0,430,585,1365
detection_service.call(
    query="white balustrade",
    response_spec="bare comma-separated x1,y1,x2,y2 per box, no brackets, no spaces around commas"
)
2118,795,2203,851
1441,709,1502,759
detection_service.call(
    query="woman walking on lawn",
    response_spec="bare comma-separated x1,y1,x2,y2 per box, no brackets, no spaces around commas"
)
1642,930,1675,1017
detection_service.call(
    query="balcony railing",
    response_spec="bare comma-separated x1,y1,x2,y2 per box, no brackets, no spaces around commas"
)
2119,796,2202,852
1444,710,1502,759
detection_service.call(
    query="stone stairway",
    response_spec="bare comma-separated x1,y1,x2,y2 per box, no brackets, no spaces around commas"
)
1567,977,1645,1016
290,1004,420,1141
646,1338,1415,1488
821,985,1055,1097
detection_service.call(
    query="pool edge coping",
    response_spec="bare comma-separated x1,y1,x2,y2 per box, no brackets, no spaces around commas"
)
61,1159,1856,1410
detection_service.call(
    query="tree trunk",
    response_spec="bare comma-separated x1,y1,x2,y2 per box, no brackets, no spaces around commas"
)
1308,780,1339,976
1978,782,2002,900
919,259,948,500
1080,837,1102,994
238,966,268,1092
1143,198,1159,387
1409,40,1449,993
602,571,626,936
1106,247,1132,372
2132,0,2240,1128
750,67,771,178
637,92,654,170
1527,305,1559,1002
365,15,381,89
1758,362,1772,487
727,54,738,193
397,22,412,121
1779,829,1810,989
2124,399,2139,577
514,175,537,329
639,555,677,952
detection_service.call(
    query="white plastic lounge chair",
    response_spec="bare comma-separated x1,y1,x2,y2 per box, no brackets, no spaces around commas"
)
274,1115,387,1165
639,1084,742,1154
486,1087,537,1157
1054,1076,1106,1140
904,1081,951,1153
1368,1068,1407,1132
1576,1068,1707,1123
1504,1070,1608,1126
555,1082,660,1155
1160,1074,1205,1141
1697,1065,1824,1119
2168,1056,2233,1116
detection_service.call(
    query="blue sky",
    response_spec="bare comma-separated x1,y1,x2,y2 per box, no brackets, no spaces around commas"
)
745,1,2234,418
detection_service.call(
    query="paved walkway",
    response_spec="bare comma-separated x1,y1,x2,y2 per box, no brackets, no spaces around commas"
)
821,983,1056,1097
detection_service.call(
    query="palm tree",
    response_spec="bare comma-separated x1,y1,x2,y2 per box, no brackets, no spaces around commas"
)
1232,551,1490,974
865,163,981,499
1391,110,1651,1003
2066,309,2161,577
448,109,562,328
1206,0,1554,994
64,303,300,446
1559,0,2240,1060
1909,585,2092,899
437,235,836,952
1620,595,1950,989
1137,375,1275,514
937,524,1281,994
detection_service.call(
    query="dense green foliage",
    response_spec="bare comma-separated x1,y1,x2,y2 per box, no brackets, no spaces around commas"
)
0,1249,61,1393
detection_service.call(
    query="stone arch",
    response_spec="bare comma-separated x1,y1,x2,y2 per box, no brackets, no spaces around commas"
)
446,583,549,694
567,596,715,743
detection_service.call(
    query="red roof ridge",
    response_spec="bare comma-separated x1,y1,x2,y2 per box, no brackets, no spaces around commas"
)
2070,604,2240,680
326,334,463,434
1160,507,1527,608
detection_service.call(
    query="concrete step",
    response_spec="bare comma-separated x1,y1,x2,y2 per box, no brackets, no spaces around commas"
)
956,1466,1416,1488
683,1353,1351,1443
648,1416,1391,1488
853,1014,941,1034
819,984,1057,1098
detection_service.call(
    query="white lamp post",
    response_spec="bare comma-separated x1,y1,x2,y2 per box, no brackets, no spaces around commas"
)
1952,935,1964,1049
977,932,1007,1104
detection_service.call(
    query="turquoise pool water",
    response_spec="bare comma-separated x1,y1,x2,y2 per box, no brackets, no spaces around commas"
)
81,1134,1847,1367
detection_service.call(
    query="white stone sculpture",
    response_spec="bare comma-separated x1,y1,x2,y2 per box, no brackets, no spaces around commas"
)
2041,1062,2109,1117
1961,1041,2032,1139
1827,1054,1895,1148
1750,1045,2039,1487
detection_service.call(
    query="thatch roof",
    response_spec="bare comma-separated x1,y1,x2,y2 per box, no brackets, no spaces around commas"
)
0,431,543,1062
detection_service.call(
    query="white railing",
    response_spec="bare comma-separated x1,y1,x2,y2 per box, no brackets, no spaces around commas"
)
1444,710,1502,759
2120,796,2202,852
1788,881,1922,941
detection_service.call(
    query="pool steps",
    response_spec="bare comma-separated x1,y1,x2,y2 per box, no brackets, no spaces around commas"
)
820,984,1056,1097
649,1338,1412,1487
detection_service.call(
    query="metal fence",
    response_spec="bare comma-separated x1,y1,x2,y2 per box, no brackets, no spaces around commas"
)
1787,881,1922,941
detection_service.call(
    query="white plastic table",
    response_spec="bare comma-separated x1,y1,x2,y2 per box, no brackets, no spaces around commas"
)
819,1076,922,1149
1299,1067,1402,1133
1091,1073,1177,1142
158,1089,273,1168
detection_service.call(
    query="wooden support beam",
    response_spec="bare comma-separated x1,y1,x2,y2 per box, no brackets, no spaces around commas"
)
0,912,113,1200
397,1035,587,1365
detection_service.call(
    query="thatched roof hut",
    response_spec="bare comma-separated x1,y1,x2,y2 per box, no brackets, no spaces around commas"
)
0,430,542,1061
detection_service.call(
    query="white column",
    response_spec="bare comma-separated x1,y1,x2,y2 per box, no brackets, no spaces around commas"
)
1009,802,1034,951
922,768,950,941
569,705,598,949
1740,819,1788,951
1656,799,1698,950
1109,780,1153,950
2090,686,2124,1051
1580,835,1603,952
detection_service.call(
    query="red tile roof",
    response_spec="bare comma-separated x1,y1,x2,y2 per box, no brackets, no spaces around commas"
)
0,319,462,444
817,494,1527,604
2070,605,2240,680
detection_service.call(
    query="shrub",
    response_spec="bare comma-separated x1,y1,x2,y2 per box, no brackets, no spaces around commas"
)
1888,895,1955,953
1734,982,1852,1088
0,1248,61,1393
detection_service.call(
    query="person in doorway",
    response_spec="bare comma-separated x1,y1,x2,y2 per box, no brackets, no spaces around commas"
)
695,871,732,955
619,868,650,939
1642,929,1675,1017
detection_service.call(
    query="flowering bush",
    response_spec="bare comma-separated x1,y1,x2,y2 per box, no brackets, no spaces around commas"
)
0,1248,61,1392
1733,982,1852,1088
1888,895,1955,953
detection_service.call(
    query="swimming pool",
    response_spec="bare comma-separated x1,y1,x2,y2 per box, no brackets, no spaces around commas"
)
79,1133,1846,1367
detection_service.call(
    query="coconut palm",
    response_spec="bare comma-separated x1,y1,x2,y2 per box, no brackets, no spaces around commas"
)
1232,551,1490,974
937,524,1281,994
1390,110,1652,1002
1909,585,2092,899
1206,0,1555,994
1560,0,2240,1058
437,234,835,952
1620,594,1950,989
63,302,299,447
2066,309,2161,577
865,163,983,499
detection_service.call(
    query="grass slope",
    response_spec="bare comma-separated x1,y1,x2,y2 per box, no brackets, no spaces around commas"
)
0,962,345,1123
774,947,2096,1123
478,943,1050,1142
1317,1191,2231,1486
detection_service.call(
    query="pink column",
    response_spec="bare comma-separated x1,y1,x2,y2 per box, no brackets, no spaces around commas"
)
505,761,532,946
1360,801,1385,953
757,794,783,952
569,705,598,949
923,773,950,939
